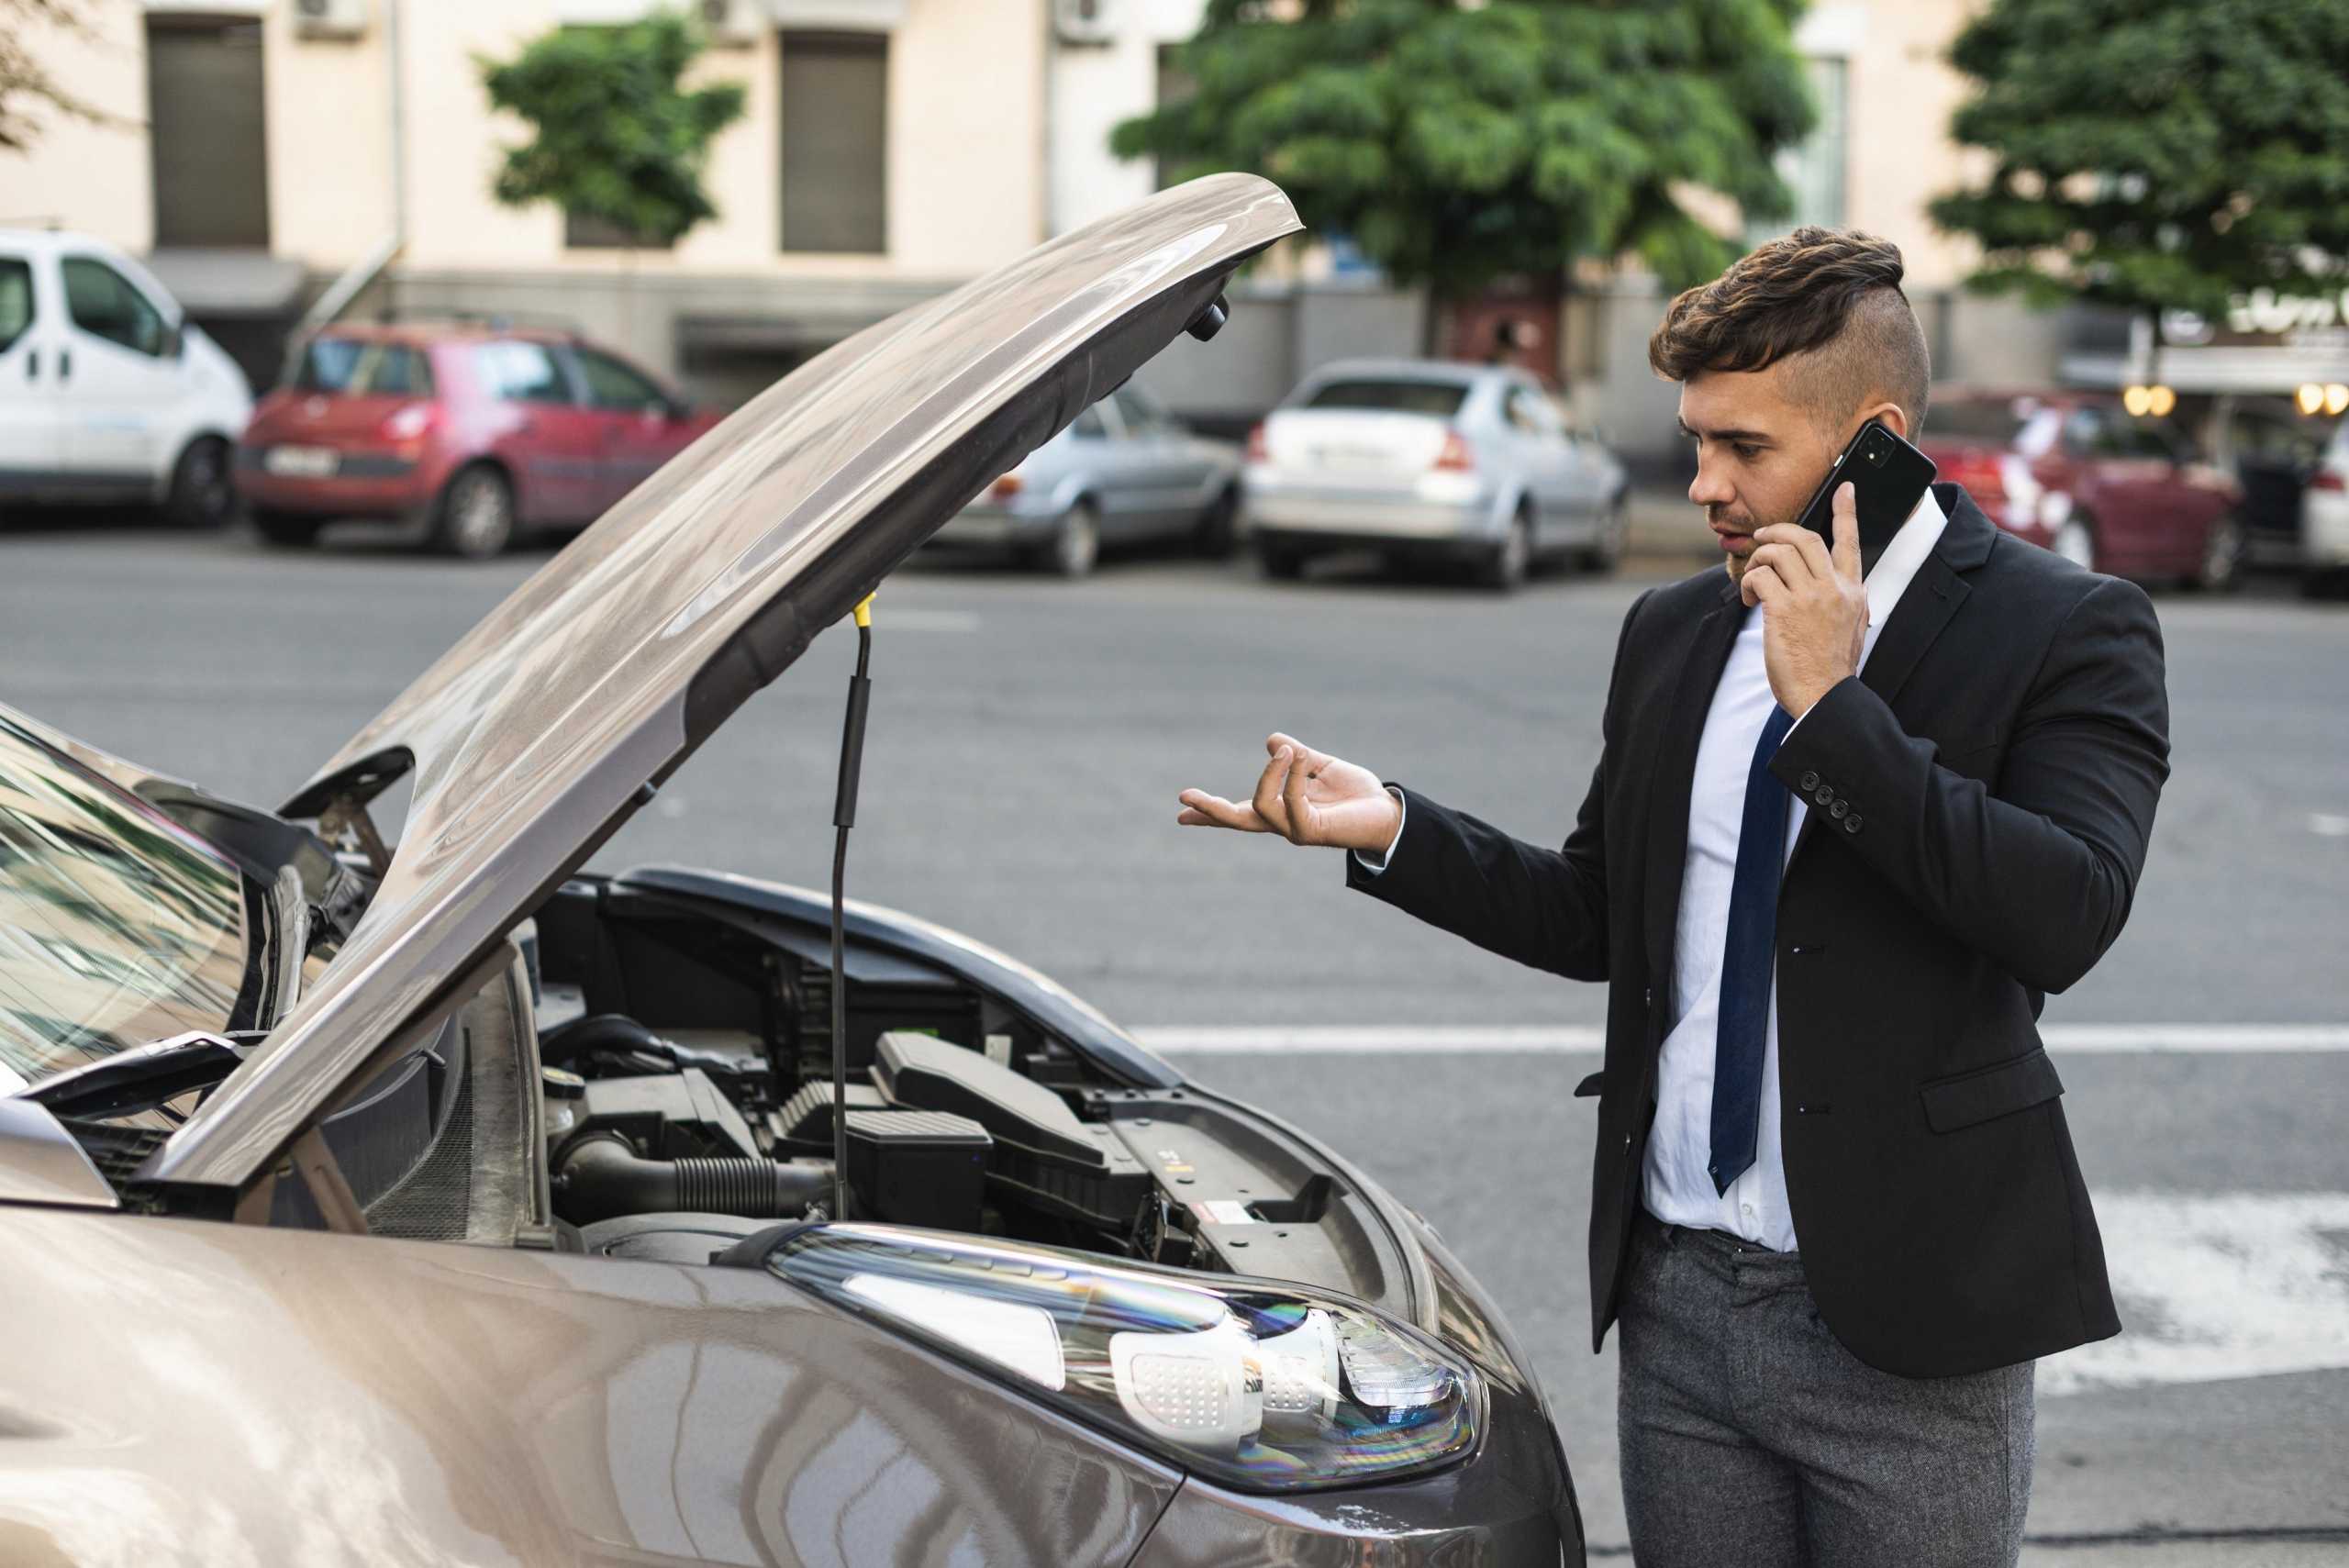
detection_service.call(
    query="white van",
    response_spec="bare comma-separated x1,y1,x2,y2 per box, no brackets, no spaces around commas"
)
0,229,253,527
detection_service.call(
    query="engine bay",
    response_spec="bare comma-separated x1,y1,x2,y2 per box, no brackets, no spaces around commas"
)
524,870,1397,1302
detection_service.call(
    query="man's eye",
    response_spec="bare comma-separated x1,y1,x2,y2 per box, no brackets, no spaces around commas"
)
1731,443,1762,461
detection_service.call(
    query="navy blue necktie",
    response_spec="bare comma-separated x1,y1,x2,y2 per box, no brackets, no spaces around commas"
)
1709,700,1796,1196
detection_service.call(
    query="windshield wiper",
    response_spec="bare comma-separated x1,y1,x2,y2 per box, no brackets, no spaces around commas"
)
17,1031,257,1121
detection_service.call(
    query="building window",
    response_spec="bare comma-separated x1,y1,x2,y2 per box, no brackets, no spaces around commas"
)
1750,55,1847,243
781,31,888,254
1153,44,1196,192
147,17,270,249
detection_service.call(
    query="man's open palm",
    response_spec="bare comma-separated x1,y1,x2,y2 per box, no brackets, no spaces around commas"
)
1177,733,1401,851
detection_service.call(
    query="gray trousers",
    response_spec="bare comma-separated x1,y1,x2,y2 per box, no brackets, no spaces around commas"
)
1617,1207,2035,1567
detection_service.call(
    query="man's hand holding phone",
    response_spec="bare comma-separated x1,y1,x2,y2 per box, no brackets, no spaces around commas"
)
1177,732,1401,851
1742,480,1870,719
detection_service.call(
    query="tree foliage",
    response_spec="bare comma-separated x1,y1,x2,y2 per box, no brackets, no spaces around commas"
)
1930,0,2349,320
478,11,745,247
1111,0,1815,297
1,0,128,156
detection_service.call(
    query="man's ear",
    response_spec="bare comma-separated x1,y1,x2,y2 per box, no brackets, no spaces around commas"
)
1864,400,1910,441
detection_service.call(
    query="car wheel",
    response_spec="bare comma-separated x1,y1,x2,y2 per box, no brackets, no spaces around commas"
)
2192,513,2246,593
1477,505,1533,591
1194,486,1240,560
1581,492,1629,573
2050,516,2098,573
164,437,235,529
433,464,516,560
1035,501,1099,579
249,507,324,549
1255,541,1304,580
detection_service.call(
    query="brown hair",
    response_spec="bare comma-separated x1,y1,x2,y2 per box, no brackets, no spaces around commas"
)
1648,227,1932,436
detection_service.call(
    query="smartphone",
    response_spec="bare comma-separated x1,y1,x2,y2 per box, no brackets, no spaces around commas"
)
1793,417,1937,576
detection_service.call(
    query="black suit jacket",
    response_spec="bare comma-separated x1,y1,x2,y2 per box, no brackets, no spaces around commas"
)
1348,484,2170,1378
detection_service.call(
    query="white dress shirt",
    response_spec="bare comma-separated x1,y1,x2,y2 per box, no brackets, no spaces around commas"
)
1358,488,1949,1251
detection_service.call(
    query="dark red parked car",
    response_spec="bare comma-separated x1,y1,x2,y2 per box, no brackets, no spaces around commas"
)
1919,391,2247,589
237,323,720,558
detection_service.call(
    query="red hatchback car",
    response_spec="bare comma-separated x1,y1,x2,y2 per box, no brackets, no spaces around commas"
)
237,323,720,557
1919,392,2247,589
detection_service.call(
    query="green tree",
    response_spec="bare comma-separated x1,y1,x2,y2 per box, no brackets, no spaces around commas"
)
477,10,746,247
1111,0,1814,320
1930,0,2349,351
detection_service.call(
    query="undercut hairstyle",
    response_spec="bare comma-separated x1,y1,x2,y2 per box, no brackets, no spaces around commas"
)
1648,227,1932,439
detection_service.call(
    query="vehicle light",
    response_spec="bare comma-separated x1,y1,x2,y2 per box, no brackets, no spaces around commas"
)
382,403,435,441
988,472,1024,499
1432,430,1475,473
767,1224,1479,1492
1245,421,1269,464
2312,468,2346,493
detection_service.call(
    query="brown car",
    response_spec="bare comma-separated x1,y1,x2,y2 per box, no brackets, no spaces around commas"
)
0,176,1580,1565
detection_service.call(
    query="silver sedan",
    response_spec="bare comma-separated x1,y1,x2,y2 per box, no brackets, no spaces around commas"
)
928,384,1242,577
1241,359,1629,589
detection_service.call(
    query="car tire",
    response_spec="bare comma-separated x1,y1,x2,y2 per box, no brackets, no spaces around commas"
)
1033,501,1099,579
2050,515,2098,573
432,464,517,560
1477,504,1533,591
1255,539,1304,580
164,437,236,529
2191,513,2246,593
1581,492,1629,573
249,507,324,549
1194,486,1240,560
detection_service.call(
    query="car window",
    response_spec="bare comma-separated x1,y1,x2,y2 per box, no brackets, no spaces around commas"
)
1113,386,1170,435
573,347,669,414
1505,385,1557,437
2121,421,2181,462
1929,400,2032,446
0,259,31,355
0,716,250,1087
2062,408,2107,455
474,339,574,405
1300,379,1470,417
61,256,168,357
1071,404,1108,439
293,339,432,397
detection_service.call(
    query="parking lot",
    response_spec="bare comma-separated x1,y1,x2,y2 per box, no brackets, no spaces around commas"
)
4,514,2345,1560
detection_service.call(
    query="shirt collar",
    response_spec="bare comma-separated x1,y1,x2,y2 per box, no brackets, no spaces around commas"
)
1861,485,1951,627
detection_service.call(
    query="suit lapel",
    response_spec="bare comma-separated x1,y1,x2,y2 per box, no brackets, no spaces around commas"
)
1787,484,1996,862
1642,577,1745,990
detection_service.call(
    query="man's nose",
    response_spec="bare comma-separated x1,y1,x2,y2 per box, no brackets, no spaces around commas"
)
1688,452,1734,510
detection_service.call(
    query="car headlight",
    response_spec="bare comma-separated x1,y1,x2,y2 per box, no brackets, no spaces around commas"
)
765,1223,1482,1492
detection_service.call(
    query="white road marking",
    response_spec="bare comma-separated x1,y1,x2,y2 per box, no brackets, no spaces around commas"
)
2041,1192,2349,1396
2308,812,2349,838
1135,1024,2349,1055
876,608,981,632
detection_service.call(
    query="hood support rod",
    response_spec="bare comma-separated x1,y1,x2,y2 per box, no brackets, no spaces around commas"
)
828,595,876,1221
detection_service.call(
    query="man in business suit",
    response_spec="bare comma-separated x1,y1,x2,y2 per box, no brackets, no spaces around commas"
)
1175,228,2169,1565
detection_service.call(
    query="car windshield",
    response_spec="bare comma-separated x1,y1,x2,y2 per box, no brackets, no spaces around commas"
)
1929,400,2032,445
1301,379,1469,417
294,338,433,396
0,717,250,1090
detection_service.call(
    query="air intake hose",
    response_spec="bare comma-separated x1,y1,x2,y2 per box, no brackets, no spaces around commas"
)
556,1135,832,1226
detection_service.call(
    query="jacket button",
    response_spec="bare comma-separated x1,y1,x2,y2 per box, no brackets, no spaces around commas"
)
1623,1135,1633,1152
1830,799,1849,819
1844,815,1864,833
1644,986,1653,1007
1813,786,1834,806
1799,770,1820,791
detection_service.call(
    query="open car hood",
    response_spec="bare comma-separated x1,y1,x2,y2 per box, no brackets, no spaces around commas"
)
144,175,1301,1195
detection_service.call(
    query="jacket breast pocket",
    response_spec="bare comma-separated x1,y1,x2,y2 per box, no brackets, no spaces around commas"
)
1919,1046,2064,1132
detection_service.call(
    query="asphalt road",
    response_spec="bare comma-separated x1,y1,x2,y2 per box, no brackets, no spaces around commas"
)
4,513,2345,1562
